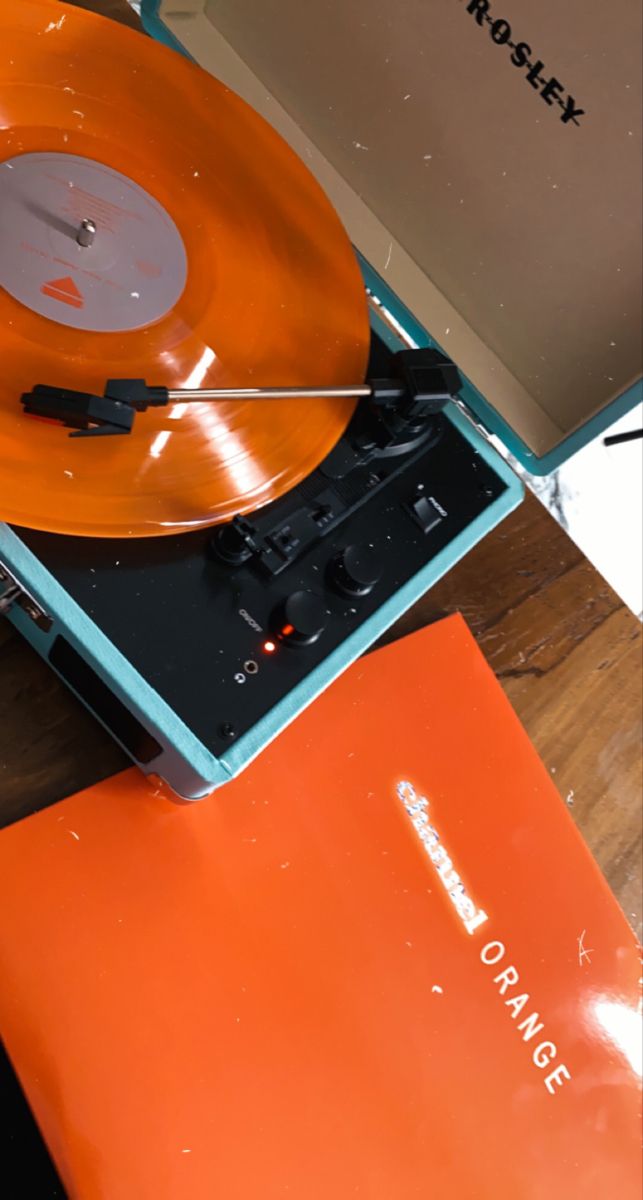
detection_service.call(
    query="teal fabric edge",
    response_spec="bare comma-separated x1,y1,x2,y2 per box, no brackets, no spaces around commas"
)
523,378,642,475
140,0,194,57
220,405,523,779
359,254,642,475
0,526,230,796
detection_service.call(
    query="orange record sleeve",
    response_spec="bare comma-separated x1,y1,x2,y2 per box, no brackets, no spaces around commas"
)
0,614,640,1198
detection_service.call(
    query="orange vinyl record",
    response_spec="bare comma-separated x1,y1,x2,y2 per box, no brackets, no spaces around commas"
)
0,0,369,538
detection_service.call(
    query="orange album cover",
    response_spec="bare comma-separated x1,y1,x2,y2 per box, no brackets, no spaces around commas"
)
0,614,640,1199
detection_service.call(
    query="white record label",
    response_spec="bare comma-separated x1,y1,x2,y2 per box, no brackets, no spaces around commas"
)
0,152,188,332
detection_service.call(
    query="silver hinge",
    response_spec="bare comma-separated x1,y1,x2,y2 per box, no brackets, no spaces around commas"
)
0,562,52,631
449,395,496,444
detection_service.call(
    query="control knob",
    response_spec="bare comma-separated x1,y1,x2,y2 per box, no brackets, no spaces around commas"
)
274,590,328,646
329,545,382,598
210,517,256,565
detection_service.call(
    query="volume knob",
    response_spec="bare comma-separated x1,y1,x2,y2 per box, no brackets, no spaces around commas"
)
275,591,328,646
330,545,382,598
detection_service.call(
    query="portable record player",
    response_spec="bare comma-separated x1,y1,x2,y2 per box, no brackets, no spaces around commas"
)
0,0,640,799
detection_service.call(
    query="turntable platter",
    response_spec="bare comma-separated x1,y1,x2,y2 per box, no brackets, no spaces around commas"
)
0,0,369,537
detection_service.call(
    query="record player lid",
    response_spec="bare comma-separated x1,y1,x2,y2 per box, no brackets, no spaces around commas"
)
148,0,643,472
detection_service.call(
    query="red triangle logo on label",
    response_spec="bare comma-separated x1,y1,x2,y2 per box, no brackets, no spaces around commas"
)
40,276,84,309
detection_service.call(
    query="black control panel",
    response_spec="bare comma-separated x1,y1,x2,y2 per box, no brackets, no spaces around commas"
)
12,336,507,759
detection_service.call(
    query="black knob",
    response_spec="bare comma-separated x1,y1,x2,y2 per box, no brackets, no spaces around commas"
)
274,590,328,646
330,545,382,598
210,517,256,565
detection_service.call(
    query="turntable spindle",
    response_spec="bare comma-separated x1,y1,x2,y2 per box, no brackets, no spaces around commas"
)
76,218,97,248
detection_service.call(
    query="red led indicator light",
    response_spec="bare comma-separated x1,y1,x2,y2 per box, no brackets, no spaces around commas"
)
281,623,294,637
263,640,277,654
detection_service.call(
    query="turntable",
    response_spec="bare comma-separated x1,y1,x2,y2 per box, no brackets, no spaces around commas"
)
0,0,640,798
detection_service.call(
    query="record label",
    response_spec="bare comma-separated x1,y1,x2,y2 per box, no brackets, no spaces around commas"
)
0,152,187,332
